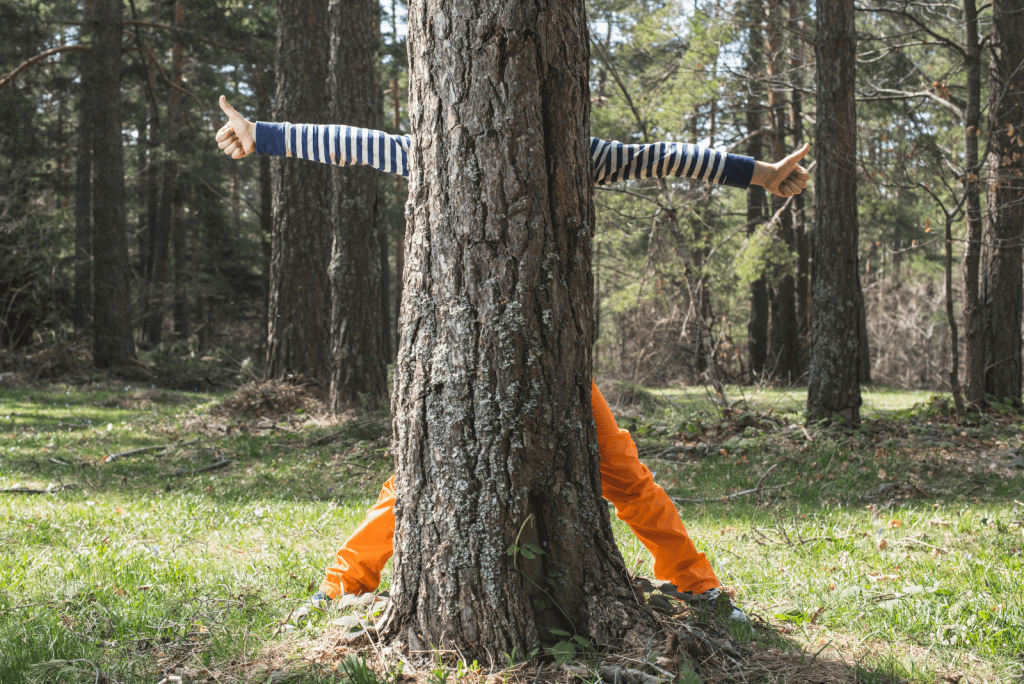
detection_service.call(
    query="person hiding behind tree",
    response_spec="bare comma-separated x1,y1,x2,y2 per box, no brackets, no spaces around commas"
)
215,95,810,624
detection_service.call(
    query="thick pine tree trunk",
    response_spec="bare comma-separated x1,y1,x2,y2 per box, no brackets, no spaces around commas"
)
267,0,333,381
90,0,135,366
807,0,862,422
979,0,1024,404
380,0,657,658
326,0,388,409
961,0,984,406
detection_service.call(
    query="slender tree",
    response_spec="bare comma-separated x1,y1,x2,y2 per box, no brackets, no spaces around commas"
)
326,0,389,409
380,0,658,657
266,0,333,381
745,0,769,378
979,0,1024,403
90,0,135,366
73,3,93,332
807,0,862,421
962,0,984,405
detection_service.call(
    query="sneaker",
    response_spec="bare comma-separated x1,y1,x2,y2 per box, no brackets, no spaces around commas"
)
692,587,749,623
642,579,749,623
289,590,334,626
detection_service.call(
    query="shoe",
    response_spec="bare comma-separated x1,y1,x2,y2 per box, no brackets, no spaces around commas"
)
641,579,749,623
289,590,334,626
692,587,749,623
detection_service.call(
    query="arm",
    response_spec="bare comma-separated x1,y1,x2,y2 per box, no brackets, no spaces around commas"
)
591,136,810,198
216,96,410,177
590,138,755,189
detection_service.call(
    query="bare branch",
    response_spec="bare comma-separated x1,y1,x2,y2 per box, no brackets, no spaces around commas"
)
0,45,92,89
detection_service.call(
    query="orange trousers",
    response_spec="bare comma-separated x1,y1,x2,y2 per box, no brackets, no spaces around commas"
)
320,382,719,598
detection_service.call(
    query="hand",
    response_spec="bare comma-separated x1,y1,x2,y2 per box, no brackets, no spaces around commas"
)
216,95,256,159
753,143,810,198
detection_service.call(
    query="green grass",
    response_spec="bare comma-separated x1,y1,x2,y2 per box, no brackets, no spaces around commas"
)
1,379,1021,682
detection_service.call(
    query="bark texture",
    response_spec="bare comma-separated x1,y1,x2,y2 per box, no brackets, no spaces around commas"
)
745,0,768,377
90,0,135,366
327,0,388,410
73,24,93,333
381,0,656,658
961,0,984,405
979,0,1024,403
267,0,333,381
807,0,862,422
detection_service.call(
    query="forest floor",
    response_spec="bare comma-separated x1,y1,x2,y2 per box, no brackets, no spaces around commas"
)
0,351,1021,684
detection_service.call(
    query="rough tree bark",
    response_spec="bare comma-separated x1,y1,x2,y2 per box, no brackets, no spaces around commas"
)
745,0,769,378
326,0,389,409
267,0,333,381
765,0,799,381
961,0,984,405
90,0,135,366
807,0,862,422
73,9,93,333
379,0,658,658
978,0,1024,404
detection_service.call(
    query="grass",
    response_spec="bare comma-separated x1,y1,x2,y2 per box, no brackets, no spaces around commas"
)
1,376,1021,682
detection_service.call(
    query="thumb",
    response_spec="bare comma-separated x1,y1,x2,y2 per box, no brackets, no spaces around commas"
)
782,143,810,168
219,95,244,124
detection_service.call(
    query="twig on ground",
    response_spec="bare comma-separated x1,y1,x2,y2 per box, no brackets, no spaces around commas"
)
174,459,232,476
672,466,794,505
102,438,199,464
49,457,71,466
254,423,299,433
1,483,78,495
103,444,174,463
564,664,663,684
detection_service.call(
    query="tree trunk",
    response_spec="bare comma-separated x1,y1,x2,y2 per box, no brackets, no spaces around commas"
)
745,0,768,378
979,0,1024,404
765,0,799,381
73,23,93,333
90,0,135,366
807,0,861,423
325,0,389,409
962,0,984,406
257,93,273,339
380,0,657,658
267,0,334,381
788,0,810,358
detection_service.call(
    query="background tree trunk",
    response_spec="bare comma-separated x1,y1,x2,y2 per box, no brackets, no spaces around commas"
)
267,0,333,381
979,0,1024,404
73,16,93,333
326,0,389,409
807,0,862,422
961,0,984,406
381,0,657,658
765,0,799,381
90,0,135,366
745,0,769,378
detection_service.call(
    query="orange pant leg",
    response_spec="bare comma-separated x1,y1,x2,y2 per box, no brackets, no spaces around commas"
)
321,384,720,597
591,381,720,594
319,475,396,598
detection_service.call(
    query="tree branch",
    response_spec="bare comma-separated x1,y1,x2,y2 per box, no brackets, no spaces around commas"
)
0,45,92,89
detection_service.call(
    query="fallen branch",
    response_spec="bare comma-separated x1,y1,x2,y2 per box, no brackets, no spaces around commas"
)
175,458,232,476
1,484,78,495
672,464,794,504
564,665,663,684
103,444,174,463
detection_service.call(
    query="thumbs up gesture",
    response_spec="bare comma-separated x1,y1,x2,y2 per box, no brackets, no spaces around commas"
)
753,143,811,198
216,95,256,159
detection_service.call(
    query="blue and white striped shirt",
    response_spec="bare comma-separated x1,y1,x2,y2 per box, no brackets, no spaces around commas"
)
255,122,755,189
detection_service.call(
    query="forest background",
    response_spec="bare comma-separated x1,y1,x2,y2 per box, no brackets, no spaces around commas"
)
1,0,1021,403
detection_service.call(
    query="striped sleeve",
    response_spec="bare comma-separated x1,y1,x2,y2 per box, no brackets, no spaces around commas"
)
255,121,410,177
589,138,754,189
